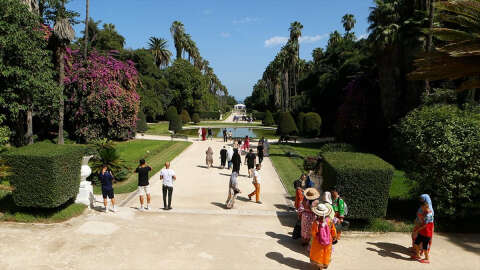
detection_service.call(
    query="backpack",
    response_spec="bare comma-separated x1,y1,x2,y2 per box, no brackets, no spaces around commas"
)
343,200,348,216
317,218,332,246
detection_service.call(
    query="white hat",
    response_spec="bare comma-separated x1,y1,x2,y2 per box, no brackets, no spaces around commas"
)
312,203,333,218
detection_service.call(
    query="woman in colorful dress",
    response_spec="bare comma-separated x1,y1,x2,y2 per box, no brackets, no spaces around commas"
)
412,194,434,253
310,203,337,270
298,188,320,246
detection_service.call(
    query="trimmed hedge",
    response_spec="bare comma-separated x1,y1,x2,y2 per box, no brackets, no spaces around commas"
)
322,152,394,219
192,113,200,124
136,110,148,133
252,111,265,121
166,106,178,121
303,112,322,137
263,110,275,126
3,142,91,208
198,112,220,120
169,113,183,133
277,112,298,136
180,109,191,124
296,112,305,135
319,143,355,154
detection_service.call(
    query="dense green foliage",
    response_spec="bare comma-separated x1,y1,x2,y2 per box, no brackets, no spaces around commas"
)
192,113,200,124
322,152,394,219
136,110,148,133
395,105,480,217
166,106,178,122
3,142,90,208
198,111,220,120
180,109,191,124
296,112,305,134
277,112,298,136
318,143,355,154
169,113,183,134
263,110,275,126
302,112,322,137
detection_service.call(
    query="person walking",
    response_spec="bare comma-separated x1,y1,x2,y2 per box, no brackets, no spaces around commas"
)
220,146,228,168
226,171,241,209
231,148,241,174
243,136,250,151
331,188,346,240
228,130,233,142
244,149,256,178
207,128,213,140
412,194,435,255
412,200,434,264
201,128,207,141
227,146,234,169
160,162,176,210
206,146,214,168
298,188,321,246
310,203,337,270
222,128,228,143
248,164,262,204
257,142,264,164
99,164,116,212
197,128,202,141
134,159,152,211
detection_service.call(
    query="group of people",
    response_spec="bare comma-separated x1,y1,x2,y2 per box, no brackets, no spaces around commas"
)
98,159,177,212
198,127,214,141
293,176,347,270
232,115,253,122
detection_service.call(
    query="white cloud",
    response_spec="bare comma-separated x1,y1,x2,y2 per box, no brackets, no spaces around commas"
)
357,33,368,40
264,34,327,47
233,17,260,24
220,32,231,38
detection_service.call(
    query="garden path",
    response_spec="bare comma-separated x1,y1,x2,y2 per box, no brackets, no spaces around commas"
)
0,138,478,269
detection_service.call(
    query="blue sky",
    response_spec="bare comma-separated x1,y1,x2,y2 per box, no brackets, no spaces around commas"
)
67,0,374,101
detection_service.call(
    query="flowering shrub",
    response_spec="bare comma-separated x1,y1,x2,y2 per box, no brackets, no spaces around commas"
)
64,49,140,142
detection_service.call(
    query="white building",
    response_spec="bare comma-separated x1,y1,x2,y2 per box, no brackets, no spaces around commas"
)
234,104,246,113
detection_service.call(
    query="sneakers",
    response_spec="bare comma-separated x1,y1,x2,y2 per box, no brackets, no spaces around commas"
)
145,205,150,210
248,195,252,201
139,206,144,211
110,206,117,212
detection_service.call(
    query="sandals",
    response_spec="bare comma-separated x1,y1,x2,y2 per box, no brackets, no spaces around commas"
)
418,259,430,264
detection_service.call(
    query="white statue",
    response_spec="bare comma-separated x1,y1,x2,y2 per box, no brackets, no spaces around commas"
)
75,155,95,208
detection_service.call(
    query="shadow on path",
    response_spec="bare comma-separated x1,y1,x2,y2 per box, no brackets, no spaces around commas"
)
265,252,313,270
366,242,413,261
266,231,306,255
210,202,228,209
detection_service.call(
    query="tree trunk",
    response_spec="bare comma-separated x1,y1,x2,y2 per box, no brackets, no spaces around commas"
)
25,98,34,145
57,46,65,145
83,0,89,59
425,0,435,94
283,71,289,112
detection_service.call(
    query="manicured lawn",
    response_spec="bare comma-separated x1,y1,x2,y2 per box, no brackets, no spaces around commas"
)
145,122,171,136
93,140,191,194
389,170,416,199
0,190,86,223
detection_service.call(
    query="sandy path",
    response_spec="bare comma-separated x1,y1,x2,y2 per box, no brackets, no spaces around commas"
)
0,138,478,269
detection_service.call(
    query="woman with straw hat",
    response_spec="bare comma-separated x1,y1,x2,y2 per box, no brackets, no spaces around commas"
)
298,187,321,246
310,203,337,270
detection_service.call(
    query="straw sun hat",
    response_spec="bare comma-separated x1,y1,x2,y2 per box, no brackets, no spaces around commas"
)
312,203,333,218
304,188,320,200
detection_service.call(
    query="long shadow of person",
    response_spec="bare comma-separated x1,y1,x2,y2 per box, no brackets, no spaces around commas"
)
366,242,413,261
265,231,306,255
265,252,314,270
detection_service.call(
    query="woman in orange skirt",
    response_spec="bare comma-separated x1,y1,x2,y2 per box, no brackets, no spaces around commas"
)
310,203,337,270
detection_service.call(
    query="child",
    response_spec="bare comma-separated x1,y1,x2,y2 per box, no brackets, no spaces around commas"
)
412,201,434,264
294,180,304,210
310,203,337,270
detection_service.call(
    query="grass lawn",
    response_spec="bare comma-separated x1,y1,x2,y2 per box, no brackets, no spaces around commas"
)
145,122,171,136
93,140,191,194
0,190,86,223
389,170,416,199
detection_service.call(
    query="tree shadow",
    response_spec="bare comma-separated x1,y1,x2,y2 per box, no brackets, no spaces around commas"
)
265,231,306,255
265,252,313,270
236,196,251,202
196,165,208,169
445,234,480,254
210,202,228,209
366,242,413,261
274,204,294,211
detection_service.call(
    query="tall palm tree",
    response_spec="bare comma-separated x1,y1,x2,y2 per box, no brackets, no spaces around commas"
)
148,37,172,68
367,0,401,49
170,21,185,60
289,21,303,98
312,48,324,65
328,30,343,48
409,0,480,91
342,14,356,34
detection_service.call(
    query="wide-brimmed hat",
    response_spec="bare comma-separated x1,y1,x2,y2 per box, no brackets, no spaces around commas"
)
312,203,333,218
304,188,320,200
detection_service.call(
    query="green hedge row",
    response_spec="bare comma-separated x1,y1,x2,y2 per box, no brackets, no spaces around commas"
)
252,111,265,121
198,112,220,120
322,152,394,219
3,142,93,208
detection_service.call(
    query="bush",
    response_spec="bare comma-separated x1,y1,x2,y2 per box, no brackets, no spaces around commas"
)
136,110,148,133
394,105,480,217
322,152,394,219
273,112,282,125
166,106,178,121
169,113,183,134
89,147,126,184
319,143,355,154
263,110,275,126
303,112,322,137
3,142,91,208
192,113,200,124
252,111,265,121
180,109,191,124
198,112,220,120
296,112,305,135
277,112,298,136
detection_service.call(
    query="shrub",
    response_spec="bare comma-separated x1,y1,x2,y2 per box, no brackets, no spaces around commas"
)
252,111,265,121
198,112,220,120
90,147,125,182
277,112,298,136
136,110,148,133
296,112,305,135
263,110,275,126
166,106,178,121
192,113,200,124
319,143,355,154
273,112,281,125
180,109,191,124
3,142,91,208
169,113,183,134
394,105,480,217
303,112,322,137
322,152,394,219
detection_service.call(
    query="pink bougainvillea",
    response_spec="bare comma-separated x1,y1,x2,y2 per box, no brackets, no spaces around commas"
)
64,48,140,142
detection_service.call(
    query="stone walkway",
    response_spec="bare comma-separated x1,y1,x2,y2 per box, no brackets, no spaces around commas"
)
0,138,479,269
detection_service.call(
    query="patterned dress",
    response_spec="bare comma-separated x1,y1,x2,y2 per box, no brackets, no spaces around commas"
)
299,199,317,240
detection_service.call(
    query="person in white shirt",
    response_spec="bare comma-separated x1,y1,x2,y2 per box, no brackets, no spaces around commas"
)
160,162,176,210
248,164,262,204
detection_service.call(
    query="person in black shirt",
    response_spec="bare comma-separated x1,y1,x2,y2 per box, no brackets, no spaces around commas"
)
231,148,241,174
222,128,228,142
220,146,228,168
208,128,213,140
99,164,116,212
134,159,152,211
244,149,256,178
257,142,264,164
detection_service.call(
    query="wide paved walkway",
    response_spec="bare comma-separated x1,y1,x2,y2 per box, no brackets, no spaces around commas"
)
0,138,479,269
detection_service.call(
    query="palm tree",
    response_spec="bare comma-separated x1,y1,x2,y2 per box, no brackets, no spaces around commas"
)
148,37,172,68
289,21,303,98
328,31,343,48
83,0,89,59
170,21,185,60
367,0,401,49
312,48,324,65
409,0,480,91
342,14,356,34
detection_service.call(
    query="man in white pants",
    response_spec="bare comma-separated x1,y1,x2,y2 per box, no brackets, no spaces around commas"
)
160,162,176,210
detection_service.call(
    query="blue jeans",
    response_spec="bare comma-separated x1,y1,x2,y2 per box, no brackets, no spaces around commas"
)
228,161,232,169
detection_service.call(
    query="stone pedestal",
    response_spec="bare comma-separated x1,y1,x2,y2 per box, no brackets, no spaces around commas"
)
75,155,95,208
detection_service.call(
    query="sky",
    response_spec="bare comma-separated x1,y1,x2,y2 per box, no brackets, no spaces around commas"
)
66,0,374,102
